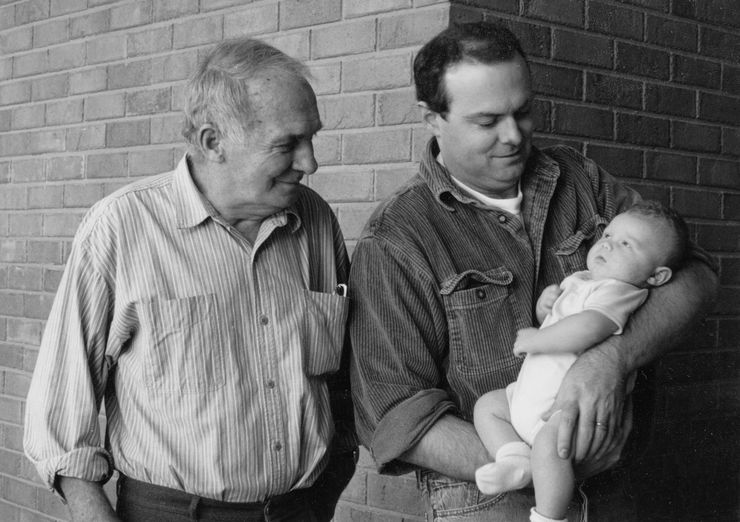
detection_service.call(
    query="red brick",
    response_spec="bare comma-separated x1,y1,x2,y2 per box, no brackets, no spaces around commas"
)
1,81,32,106
110,0,153,30
620,0,668,12
45,98,83,125
672,188,723,219
150,114,183,144
70,9,110,39
311,19,376,60
69,67,108,94
3,371,30,398
0,293,24,315
27,240,62,264
153,0,198,21
3,475,37,509
586,144,644,180
343,129,411,164
8,265,43,292
616,42,670,80
700,27,740,62
9,213,42,236
173,15,224,49
524,0,584,27
585,72,642,109
617,113,670,147
378,8,448,50
86,33,126,64
23,292,54,320
66,124,107,151
696,223,740,252
719,256,740,283
43,267,63,292
223,3,278,38
375,165,416,199
85,92,125,121
11,105,45,130
308,63,341,96
314,134,341,166
672,121,721,153
48,41,86,72
552,29,612,68
645,151,696,184
343,54,412,92
723,65,740,96
646,15,697,51
280,0,341,30
263,32,310,61
47,156,83,181
412,127,434,161
42,212,84,237
588,1,643,40
530,62,582,100
12,158,45,183
344,0,411,18
108,60,151,89
0,187,27,210
12,50,48,78
15,0,49,25
33,18,69,47
125,88,171,116
150,52,198,83
0,5,14,31
51,0,86,16
645,84,696,118
673,55,721,89
28,129,66,155
493,18,550,58
318,94,374,130
87,152,127,179
700,93,740,126
28,185,63,209
127,26,173,57
554,103,613,140
697,158,740,189
129,149,173,176
723,127,740,157
64,183,105,208
377,88,420,125
0,343,24,370
31,73,68,101
310,168,373,202
0,57,11,81
0,27,33,54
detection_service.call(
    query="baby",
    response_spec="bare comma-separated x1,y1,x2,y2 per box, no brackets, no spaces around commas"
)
473,200,689,522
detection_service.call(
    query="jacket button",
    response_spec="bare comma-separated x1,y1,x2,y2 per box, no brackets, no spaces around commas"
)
476,289,486,299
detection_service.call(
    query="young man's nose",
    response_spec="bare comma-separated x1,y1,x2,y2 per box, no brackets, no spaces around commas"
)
498,115,522,146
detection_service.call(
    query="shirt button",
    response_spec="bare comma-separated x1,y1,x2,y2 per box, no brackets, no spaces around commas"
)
266,380,275,389
476,289,486,300
260,315,269,325
273,442,282,451
498,215,507,223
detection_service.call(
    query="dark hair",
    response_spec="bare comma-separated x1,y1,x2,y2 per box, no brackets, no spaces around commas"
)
413,22,527,116
624,200,690,269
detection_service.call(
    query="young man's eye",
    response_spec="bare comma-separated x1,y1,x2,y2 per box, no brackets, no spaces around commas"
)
621,241,630,247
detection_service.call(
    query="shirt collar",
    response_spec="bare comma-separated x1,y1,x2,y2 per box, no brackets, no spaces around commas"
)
173,154,302,234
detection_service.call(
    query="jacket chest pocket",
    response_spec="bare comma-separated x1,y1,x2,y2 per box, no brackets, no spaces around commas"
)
302,289,349,377
441,268,519,379
553,214,610,276
137,294,226,393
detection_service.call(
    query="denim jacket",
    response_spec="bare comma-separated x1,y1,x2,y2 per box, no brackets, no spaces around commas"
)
348,138,642,472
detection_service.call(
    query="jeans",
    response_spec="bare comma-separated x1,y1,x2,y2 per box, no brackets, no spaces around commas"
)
417,470,583,522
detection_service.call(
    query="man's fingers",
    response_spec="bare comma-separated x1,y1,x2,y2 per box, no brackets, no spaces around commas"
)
555,407,578,459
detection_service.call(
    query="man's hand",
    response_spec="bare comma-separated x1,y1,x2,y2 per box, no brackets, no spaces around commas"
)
513,327,540,357
543,346,633,465
536,284,562,324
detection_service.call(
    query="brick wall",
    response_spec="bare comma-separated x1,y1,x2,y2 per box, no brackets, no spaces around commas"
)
0,0,737,521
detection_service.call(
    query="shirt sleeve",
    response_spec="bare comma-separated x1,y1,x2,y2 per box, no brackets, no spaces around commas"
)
23,234,115,499
349,236,456,472
583,280,649,335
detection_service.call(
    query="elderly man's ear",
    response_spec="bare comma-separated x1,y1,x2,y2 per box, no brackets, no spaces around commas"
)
197,124,225,163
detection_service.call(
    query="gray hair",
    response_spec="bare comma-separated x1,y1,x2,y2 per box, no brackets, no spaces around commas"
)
183,38,309,152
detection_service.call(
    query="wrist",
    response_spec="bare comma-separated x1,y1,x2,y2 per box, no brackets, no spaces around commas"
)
594,336,632,377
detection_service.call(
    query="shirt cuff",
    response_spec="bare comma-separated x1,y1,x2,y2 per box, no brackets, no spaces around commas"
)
37,447,114,501
370,389,456,473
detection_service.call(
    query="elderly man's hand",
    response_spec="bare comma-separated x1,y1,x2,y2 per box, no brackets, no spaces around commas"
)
543,346,636,467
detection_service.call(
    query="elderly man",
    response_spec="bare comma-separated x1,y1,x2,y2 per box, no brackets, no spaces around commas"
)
24,38,356,521
349,22,717,521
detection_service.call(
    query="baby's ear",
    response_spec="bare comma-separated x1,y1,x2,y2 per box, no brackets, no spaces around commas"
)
647,266,672,287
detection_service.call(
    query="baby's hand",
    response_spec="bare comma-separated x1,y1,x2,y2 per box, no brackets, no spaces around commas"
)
513,327,539,357
536,284,562,322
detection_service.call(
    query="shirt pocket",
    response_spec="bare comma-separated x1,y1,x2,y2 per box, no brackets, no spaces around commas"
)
302,289,349,377
440,268,518,376
137,294,226,393
553,214,610,275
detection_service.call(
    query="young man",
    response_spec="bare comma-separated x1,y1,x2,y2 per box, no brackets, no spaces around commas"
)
349,22,717,521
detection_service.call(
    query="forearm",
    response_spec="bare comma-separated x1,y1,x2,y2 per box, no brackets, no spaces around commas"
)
58,476,118,522
522,312,616,355
399,415,490,481
593,259,718,373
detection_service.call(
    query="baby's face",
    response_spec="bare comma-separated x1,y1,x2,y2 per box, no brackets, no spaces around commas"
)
587,212,670,286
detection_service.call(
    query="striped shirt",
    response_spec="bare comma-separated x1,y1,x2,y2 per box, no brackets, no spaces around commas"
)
24,155,351,502
348,139,643,470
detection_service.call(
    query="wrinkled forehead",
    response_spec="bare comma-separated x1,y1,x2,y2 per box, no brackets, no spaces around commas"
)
248,74,321,132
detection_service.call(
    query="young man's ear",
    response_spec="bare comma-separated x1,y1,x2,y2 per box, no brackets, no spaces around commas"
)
647,266,672,287
418,102,443,137
197,124,225,163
